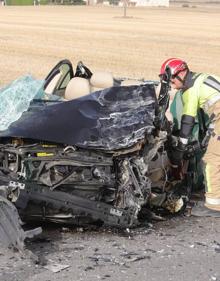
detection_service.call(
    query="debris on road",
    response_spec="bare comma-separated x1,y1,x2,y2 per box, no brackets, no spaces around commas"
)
44,262,70,273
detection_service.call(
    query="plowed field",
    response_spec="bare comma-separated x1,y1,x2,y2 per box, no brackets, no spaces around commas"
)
0,5,220,86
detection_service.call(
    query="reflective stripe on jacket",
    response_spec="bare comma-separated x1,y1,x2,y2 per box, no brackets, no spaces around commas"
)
182,72,220,117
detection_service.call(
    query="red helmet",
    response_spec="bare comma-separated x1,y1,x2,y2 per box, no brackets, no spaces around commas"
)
159,58,188,78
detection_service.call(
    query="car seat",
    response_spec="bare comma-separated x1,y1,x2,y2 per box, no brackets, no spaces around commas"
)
64,77,91,100
90,71,114,92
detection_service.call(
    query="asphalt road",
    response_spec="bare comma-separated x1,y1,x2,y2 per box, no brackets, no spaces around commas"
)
0,215,219,281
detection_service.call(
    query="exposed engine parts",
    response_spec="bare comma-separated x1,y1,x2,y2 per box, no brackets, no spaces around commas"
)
0,60,192,250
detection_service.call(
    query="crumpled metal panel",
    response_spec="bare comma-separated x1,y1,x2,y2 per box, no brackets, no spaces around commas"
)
0,84,157,150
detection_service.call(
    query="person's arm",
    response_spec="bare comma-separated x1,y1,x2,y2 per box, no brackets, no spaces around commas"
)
170,89,198,166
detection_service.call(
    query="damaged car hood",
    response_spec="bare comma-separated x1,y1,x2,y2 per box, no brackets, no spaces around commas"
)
0,84,157,150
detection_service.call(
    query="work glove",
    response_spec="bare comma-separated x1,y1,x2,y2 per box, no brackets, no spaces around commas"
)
184,141,203,160
169,141,187,167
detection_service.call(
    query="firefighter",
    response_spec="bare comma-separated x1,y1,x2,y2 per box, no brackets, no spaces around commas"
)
159,58,220,217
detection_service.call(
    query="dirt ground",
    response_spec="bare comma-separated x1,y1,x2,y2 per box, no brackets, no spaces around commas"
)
0,5,220,86
0,4,220,281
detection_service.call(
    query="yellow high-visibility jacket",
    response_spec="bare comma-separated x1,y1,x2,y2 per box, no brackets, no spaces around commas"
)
182,72,220,117
179,72,220,140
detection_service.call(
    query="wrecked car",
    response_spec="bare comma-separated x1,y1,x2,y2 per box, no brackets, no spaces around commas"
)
0,60,192,246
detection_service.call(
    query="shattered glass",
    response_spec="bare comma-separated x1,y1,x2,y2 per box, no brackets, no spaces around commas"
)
0,75,44,131
0,75,63,132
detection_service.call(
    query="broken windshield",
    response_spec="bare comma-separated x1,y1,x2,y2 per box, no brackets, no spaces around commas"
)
0,75,44,131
